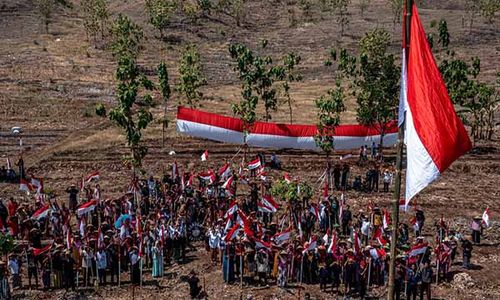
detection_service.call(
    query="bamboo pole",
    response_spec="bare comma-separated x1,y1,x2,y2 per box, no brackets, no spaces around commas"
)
387,1,411,299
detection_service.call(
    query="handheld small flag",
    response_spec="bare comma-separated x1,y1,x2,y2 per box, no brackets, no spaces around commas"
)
201,150,209,161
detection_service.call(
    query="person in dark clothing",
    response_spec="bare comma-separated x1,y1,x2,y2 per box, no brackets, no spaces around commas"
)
341,164,349,190
26,249,39,289
371,165,380,192
419,262,433,300
187,270,202,299
333,164,341,189
319,264,329,291
107,244,120,284
461,238,473,269
341,205,352,237
0,200,8,227
65,185,79,212
406,264,419,300
62,250,76,291
415,210,425,236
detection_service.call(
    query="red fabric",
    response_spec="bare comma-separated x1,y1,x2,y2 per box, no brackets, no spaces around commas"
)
33,244,52,256
407,5,472,172
177,106,397,137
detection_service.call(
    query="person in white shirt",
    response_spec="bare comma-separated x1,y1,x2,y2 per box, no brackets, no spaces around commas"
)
96,249,107,285
80,247,94,286
208,227,221,263
7,255,20,289
383,169,392,192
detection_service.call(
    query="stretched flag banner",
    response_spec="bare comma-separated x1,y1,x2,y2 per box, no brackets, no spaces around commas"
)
177,106,398,150
272,228,292,246
401,5,471,204
77,200,97,216
20,179,35,193
33,245,52,256
85,171,100,183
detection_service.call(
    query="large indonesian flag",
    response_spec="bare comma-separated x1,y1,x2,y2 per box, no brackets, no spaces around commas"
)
400,5,471,205
258,195,279,213
31,205,51,220
85,171,100,183
77,200,97,216
176,107,398,150
272,228,292,246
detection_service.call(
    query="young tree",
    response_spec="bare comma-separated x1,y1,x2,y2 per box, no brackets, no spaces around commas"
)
145,0,175,38
440,55,498,142
281,53,302,124
177,44,206,108
229,41,285,122
387,0,403,27
97,15,155,168
357,0,370,17
437,19,450,49
157,62,171,147
216,0,246,26
333,28,400,150
109,14,144,61
81,0,109,46
35,0,55,33
464,0,480,33
321,0,351,36
0,233,14,261
314,81,346,188
480,0,500,24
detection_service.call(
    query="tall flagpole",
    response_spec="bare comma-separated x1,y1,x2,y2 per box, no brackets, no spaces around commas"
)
387,0,411,300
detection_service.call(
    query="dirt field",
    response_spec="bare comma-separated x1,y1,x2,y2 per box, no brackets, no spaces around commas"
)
0,0,499,299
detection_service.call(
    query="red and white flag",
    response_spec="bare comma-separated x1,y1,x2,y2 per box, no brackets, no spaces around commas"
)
407,242,428,257
223,223,240,242
400,5,471,206
309,203,319,219
199,170,215,184
353,231,362,254
33,245,52,256
85,171,100,183
20,179,35,193
97,228,105,249
322,181,329,200
256,166,267,180
247,158,261,170
259,195,279,213
322,228,330,245
373,227,388,246
284,173,291,184
254,238,271,251
383,209,390,230
482,207,490,228
224,200,238,218
327,231,337,254
221,176,233,190
6,158,12,170
272,228,292,246
218,163,231,179
66,230,73,249
76,200,97,216
370,248,387,260
30,176,44,194
201,150,209,161
302,236,317,255
31,205,51,220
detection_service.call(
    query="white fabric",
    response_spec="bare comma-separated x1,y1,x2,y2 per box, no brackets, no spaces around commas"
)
404,84,440,203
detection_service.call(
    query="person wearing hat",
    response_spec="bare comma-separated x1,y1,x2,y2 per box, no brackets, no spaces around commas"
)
26,247,39,290
470,216,483,244
129,246,141,285
461,236,473,269
65,184,79,212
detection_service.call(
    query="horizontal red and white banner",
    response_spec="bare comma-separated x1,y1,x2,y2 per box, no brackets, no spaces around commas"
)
176,107,398,150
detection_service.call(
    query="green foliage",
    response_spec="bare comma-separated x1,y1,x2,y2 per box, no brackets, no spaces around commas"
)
464,0,480,32
0,234,14,256
81,0,109,45
427,33,434,50
271,180,314,203
145,0,175,38
157,61,171,145
110,14,144,61
197,0,213,15
332,28,400,147
217,0,246,26
177,44,206,108
387,0,403,27
35,0,55,33
103,16,154,168
480,0,500,24
298,182,314,201
281,53,302,123
437,19,450,49
357,0,370,17
95,103,106,116
229,42,286,125
321,0,351,36
439,55,498,142
314,81,346,155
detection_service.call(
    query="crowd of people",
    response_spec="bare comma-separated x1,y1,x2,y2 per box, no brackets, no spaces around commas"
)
0,152,489,299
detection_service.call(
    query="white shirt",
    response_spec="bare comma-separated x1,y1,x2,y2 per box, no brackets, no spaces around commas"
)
7,259,19,275
208,230,221,249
